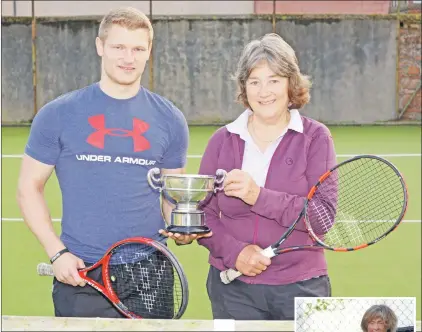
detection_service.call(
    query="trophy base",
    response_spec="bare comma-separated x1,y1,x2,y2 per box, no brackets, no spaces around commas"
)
166,225,211,235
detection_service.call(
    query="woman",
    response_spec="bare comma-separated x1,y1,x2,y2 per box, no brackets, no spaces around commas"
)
198,32,337,321
162,33,336,320
361,305,398,332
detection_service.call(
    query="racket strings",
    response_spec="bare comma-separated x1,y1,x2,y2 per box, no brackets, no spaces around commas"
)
341,160,403,220
332,166,401,241
338,160,403,238
338,161,403,220
306,157,406,248
108,243,183,319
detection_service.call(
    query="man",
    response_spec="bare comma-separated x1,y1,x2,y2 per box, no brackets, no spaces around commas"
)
17,7,209,318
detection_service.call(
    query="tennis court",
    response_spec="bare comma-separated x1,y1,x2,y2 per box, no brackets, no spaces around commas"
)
1,125,421,321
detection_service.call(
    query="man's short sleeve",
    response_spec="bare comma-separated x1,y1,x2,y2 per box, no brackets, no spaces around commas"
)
25,103,62,165
160,106,189,169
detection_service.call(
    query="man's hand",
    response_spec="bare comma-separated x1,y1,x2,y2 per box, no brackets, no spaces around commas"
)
235,244,271,277
52,253,86,287
159,229,213,245
223,169,261,205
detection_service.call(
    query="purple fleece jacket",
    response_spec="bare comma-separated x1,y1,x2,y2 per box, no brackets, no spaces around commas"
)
197,115,337,285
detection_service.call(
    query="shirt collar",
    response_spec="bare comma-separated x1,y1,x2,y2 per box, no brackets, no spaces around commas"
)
226,108,304,138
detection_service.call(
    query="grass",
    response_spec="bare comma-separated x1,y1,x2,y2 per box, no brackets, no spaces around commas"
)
1,125,421,320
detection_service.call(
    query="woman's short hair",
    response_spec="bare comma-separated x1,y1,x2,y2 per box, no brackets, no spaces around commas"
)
233,33,311,110
98,7,154,47
361,304,398,332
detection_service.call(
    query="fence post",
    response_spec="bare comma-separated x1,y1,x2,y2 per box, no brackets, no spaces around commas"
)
395,1,402,117
31,0,38,117
149,0,154,92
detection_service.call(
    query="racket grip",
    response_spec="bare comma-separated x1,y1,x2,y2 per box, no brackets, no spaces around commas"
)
37,263,54,276
220,269,242,284
220,246,276,284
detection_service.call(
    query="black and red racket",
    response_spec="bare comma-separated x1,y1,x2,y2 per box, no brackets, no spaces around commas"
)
220,155,408,284
37,237,188,319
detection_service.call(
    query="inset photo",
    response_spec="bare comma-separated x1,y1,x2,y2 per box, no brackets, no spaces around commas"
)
295,297,418,332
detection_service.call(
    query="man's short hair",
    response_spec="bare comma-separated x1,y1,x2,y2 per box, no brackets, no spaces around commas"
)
98,7,153,46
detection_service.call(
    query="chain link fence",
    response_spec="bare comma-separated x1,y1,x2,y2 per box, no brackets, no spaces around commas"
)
295,297,416,332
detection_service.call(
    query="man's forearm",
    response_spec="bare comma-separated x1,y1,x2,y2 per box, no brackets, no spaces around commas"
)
17,188,66,258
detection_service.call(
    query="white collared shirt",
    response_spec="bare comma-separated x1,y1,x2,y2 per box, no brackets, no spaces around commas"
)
226,109,304,187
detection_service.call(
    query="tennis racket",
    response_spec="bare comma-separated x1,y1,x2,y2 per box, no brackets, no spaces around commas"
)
220,155,408,284
37,237,188,319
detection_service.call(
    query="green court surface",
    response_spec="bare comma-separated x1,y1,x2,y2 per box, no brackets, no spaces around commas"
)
1,125,421,319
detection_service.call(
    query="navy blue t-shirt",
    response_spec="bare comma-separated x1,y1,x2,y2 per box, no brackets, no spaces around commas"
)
25,83,189,263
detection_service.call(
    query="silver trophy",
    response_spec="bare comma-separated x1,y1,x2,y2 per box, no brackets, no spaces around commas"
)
147,168,227,234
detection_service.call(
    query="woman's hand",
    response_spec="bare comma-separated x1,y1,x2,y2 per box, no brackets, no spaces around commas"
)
158,229,213,245
223,169,261,205
235,244,271,276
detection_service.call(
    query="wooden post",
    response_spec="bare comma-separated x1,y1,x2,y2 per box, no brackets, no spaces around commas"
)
31,0,38,117
149,0,154,92
395,1,401,118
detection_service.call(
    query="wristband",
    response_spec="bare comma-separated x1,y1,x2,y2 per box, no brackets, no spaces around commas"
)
50,248,70,264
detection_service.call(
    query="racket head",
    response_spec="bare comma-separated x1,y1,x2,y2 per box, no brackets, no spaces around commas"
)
76,237,188,319
303,155,408,251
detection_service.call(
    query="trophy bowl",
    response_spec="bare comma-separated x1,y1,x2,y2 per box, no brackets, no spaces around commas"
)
148,168,227,235
162,175,216,204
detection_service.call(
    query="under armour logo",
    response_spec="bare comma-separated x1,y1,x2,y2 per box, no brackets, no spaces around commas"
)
87,114,150,152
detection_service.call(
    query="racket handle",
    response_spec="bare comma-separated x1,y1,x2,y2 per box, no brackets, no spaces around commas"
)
220,269,242,284
220,246,276,284
37,263,54,276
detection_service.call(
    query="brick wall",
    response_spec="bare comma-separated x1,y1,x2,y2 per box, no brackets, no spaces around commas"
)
399,21,422,120
254,1,390,15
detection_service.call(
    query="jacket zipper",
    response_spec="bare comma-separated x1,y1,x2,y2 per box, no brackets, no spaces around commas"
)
232,129,294,284
250,130,293,245
253,215,259,244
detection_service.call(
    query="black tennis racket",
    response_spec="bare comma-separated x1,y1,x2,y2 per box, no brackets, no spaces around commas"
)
37,237,189,319
220,155,408,284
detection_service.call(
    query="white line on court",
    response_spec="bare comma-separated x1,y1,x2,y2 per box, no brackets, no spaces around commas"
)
1,218,420,223
2,218,62,222
2,153,422,159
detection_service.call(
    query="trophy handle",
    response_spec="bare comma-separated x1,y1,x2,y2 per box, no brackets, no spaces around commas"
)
214,169,227,193
147,167,163,192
